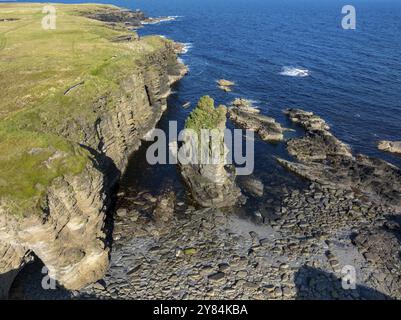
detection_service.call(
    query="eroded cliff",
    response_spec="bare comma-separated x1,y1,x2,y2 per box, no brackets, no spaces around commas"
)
0,3,187,297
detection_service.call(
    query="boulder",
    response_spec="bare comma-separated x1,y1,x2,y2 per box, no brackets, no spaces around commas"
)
111,34,139,42
153,191,176,223
378,140,401,154
217,79,235,92
238,176,264,197
217,79,235,87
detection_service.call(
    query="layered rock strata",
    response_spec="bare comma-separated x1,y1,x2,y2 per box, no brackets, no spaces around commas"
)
0,13,187,297
179,96,243,208
277,109,401,209
228,99,285,142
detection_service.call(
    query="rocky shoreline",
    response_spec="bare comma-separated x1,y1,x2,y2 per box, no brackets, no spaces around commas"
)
71,106,401,300
2,4,401,301
81,6,178,30
74,177,400,299
8,103,401,300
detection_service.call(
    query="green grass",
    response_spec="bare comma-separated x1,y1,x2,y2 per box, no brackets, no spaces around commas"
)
0,3,169,216
185,96,227,134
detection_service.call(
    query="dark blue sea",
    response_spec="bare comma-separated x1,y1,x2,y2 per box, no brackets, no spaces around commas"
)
18,0,401,202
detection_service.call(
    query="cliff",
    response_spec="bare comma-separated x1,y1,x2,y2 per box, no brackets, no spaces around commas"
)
0,3,187,297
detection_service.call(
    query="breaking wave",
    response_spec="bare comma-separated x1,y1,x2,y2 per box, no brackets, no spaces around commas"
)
279,66,310,77
181,43,193,54
142,16,182,25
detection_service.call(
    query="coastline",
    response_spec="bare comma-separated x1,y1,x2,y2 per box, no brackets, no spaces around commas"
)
72,107,401,300
0,3,187,298
1,2,401,301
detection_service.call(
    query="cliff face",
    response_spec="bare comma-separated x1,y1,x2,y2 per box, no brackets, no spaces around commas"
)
0,27,187,297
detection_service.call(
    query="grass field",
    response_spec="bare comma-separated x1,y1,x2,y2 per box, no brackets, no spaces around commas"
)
0,3,168,216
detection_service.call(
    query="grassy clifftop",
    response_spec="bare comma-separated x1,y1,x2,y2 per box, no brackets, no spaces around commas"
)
0,3,169,216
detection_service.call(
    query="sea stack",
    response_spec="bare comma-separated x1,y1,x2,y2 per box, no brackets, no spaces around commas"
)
178,96,242,208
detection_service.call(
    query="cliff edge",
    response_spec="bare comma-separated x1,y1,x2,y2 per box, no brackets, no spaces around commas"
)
0,3,187,297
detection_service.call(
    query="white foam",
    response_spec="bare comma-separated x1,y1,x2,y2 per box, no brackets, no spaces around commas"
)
142,16,181,25
247,99,260,105
280,66,310,77
181,43,193,54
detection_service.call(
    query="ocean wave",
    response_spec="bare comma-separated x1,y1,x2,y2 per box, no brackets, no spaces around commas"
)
279,66,310,77
142,16,182,25
246,99,260,105
181,43,193,54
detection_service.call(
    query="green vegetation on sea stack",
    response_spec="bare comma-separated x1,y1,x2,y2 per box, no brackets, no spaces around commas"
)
0,3,169,216
185,96,227,135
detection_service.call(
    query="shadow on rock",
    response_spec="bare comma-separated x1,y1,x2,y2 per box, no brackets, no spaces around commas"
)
294,265,392,300
8,255,72,300
79,144,121,249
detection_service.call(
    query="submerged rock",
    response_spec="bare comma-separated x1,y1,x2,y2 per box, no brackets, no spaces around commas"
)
217,79,235,92
217,79,235,87
231,98,259,113
378,140,401,154
229,99,285,141
179,96,243,208
182,102,191,109
238,176,264,197
219,86,232,92
142,16,177,25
